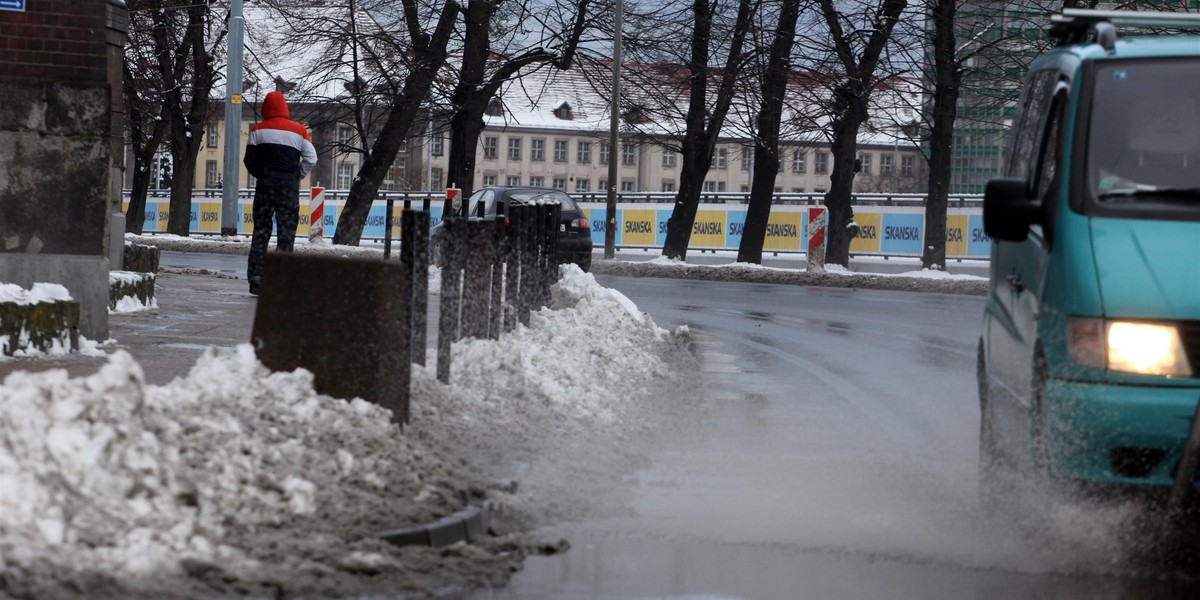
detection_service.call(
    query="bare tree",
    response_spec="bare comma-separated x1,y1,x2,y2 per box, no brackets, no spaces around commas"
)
661,0,758,260
122,0,171,234
337,1,460,245
737,0,802,265
444,0,593,207
161,1,223,235
812,0,907,267
124,1,225,236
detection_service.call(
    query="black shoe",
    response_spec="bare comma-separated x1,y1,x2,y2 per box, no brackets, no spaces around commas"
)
249,282,261,295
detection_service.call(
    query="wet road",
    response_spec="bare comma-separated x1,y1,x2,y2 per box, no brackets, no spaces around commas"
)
472,276,1200,600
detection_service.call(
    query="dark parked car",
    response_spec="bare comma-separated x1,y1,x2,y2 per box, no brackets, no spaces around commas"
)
430,186,593,272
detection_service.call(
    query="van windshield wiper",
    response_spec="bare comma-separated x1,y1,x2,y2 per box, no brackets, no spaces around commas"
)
1098,187,1200,203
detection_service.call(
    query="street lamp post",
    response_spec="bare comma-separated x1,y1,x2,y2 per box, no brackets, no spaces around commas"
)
604,0,622,260
220,0,244,236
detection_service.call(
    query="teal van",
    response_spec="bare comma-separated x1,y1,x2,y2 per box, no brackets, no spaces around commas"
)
978,9,1200,502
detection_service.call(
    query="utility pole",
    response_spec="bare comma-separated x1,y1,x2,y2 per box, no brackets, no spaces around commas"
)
220,0,244,236
604,0,622,259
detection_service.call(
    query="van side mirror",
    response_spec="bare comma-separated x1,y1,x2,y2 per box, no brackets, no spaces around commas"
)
983,177,1041,242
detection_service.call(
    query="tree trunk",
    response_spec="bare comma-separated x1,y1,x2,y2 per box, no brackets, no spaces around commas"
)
125,149,157,234
446,105,485,212
738,0,801,265
823,97,868,267
166,137,199,235
921,0,961,270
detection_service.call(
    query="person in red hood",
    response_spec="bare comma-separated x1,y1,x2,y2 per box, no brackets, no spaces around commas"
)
243,91,318,295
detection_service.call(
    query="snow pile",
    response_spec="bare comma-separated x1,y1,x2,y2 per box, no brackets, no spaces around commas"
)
0,264,698,597
0,282,73,305
435,265,687,424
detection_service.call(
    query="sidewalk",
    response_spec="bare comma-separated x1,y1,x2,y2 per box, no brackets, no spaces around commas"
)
0,272,255,386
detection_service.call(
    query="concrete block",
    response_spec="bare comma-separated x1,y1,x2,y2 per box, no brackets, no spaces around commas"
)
250,252,410,423
122,242,160,273
376,525,429,548
0,254,109,340
108,271,155,310
425,515,468,548
0,300,79,356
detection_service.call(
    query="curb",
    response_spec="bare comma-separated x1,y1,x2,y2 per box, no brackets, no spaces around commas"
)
376,501,492,548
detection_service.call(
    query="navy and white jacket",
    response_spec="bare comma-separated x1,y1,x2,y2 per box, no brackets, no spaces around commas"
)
244,91,318,190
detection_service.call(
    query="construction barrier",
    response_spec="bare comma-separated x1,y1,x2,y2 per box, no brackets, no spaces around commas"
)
308,186,325,242
123,191,990,260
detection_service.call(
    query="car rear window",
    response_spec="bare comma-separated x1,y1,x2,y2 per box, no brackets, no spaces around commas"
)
507,190,580,212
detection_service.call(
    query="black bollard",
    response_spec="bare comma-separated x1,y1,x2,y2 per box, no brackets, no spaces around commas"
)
402,209,430,367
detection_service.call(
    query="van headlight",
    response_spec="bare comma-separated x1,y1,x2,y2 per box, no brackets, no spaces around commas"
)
1068,317,1193,377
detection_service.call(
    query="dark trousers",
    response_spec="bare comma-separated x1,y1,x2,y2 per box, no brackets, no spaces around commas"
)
247,181,300,285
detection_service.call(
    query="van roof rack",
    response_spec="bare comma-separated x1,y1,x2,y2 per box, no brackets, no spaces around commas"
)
1049,8,1200,50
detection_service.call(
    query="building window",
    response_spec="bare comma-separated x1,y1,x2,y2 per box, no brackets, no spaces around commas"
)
902,155,915,177
740,185,750,193
599,179,608,192
662,147,677,168
621,143,636,166
577,141,592,164
662,181,675,192
431,168,443,191
815,152,829,174
599,141,610,165
531,138,545,161
880,154,893,175
336,162,353,189
553,177,567,190
483,174,497,186
792,149,806,173
553,140,569,162
575,178,590,192
430,132,444,156
383,157,407,190
530,176,544,187
206,123,219,148
621,180,635,192
703,181,716,192
717,181,727,192
710,148,727,169
858,153,872,175
792,187,805,193
507,137,522,161
483,136,498,159
506,175,521,186
398,138,408,153
205,160,219,187
338,125,354,148
741,150,752,171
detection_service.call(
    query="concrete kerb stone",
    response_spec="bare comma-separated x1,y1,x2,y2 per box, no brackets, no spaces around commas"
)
376,502,492,549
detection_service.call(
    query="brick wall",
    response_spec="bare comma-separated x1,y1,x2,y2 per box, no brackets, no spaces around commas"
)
0,0,108,82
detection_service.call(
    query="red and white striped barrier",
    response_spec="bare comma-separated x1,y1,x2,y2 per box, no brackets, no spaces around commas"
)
806,207,827,273
309,186,325,242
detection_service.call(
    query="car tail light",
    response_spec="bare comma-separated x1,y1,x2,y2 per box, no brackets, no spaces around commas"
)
573,218,589,229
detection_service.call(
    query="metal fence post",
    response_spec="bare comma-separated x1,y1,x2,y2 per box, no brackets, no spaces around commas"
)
436,217,462,383
401,208,429,367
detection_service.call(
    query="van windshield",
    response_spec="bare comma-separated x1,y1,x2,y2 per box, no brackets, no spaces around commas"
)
1087,58,1200,211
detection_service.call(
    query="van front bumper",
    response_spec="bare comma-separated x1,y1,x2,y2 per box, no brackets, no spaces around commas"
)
1044,378,1200,487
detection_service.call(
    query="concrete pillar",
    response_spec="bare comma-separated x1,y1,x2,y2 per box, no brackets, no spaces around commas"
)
0,0,130,340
